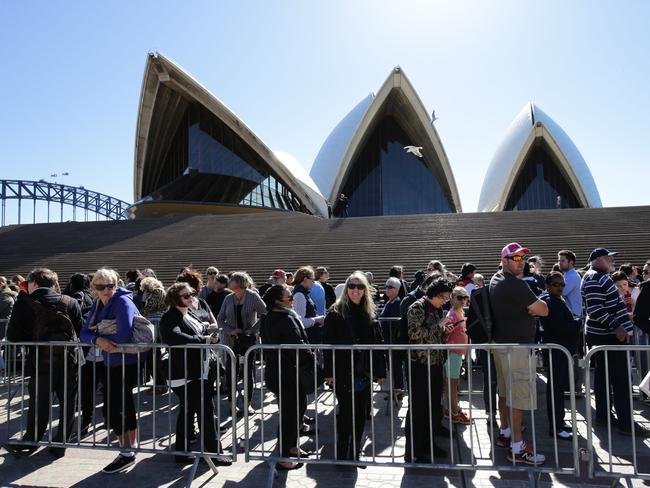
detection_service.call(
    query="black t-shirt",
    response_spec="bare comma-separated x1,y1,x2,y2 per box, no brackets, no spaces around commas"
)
236,303,244,330
489,271,538,343
205,289,227,317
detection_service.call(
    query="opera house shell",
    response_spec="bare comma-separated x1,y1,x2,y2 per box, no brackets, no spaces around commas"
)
478,102,602,212
132,52,328,218
310,67,462,217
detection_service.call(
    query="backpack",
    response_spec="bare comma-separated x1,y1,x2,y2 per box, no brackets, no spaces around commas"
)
466,286,494,344
71,290,94,319
24,294,78,368
26,294,77,343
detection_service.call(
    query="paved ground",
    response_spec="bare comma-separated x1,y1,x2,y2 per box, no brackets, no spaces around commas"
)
2,360,650,487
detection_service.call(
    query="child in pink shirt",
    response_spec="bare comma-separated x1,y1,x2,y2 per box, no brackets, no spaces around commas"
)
444,287,471,425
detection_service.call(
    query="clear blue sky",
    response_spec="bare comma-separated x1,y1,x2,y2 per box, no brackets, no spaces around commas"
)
1,0,648,222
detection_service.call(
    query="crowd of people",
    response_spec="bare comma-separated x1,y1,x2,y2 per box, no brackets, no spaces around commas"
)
1,245,649,473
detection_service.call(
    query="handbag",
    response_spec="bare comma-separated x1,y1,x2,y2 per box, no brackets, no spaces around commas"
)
89,300,154,353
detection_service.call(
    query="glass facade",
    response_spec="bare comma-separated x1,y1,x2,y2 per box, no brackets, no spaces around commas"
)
334,115,453,217
504,145,581,210
144,103,310,213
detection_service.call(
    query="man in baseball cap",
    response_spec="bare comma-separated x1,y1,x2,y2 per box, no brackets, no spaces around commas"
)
587,247,618,263
500,242,531,259
581,247,648,436
258,269,287,297
490,242,548,465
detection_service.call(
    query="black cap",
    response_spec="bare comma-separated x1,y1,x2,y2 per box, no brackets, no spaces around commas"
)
588,248,618,262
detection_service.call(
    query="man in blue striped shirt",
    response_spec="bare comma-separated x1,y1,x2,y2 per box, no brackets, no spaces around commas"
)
581,247,649,436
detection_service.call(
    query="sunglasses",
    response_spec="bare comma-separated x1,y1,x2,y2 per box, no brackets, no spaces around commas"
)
95,283,116,291
180,292,197,300
456,296,470,301
348,283,366,290
505,255,525,262
385,285,396,289
550,282,565,288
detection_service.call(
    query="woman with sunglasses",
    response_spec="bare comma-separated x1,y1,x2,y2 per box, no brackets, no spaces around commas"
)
260,284,315,470
80,268,142,474
159,282,232,465
323,271,385,464
538,271,578,440
404,278,455,463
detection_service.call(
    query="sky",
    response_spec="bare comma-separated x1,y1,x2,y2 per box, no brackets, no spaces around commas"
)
1,0,648,223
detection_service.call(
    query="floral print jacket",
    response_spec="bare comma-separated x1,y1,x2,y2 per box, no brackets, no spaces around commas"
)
407,298,448,365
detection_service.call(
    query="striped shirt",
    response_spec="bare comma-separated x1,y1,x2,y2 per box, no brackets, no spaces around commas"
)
581,267,633,336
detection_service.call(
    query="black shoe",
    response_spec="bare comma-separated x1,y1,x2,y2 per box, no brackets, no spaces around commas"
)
209,455,233,466
48,446,66,458
101,454,135,474
4,444,38,456
303,415,315,425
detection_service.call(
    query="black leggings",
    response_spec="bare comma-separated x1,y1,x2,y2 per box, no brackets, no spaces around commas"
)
172,380,219,453
405,362,444,461
335,384,371,460
276,382,307,457
80,360,105,425
105,363,139,436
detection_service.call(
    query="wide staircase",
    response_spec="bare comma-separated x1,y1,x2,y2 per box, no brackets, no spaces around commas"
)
1,206,649,286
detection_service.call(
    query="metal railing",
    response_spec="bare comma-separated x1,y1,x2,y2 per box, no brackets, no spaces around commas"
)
583,344,650,485
0,341,236,487
243,342,579,487
4,337,650,487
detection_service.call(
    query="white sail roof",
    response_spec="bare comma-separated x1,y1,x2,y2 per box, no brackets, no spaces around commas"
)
478,102,602,212
134,52,327,216
309,67,462,211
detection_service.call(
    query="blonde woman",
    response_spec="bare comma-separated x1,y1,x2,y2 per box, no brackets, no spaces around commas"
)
80,268,142,474
323,271,385,463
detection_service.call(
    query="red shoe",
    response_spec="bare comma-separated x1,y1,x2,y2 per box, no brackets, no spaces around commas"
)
451,410,472,425
506,442,545,465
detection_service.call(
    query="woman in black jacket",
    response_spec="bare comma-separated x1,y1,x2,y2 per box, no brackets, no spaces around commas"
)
323,271,385,464
159,282,230,465
260,284,315,470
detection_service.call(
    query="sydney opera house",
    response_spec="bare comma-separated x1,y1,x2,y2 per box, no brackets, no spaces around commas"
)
130,52,602,219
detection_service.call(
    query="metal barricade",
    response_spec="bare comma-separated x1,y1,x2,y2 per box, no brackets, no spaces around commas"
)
0,319,8,375
0,341,237,487
583,344,650,485
243,342,579,487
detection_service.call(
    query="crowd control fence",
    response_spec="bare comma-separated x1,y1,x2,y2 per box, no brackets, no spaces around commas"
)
4,338,650,487
243,342,580,487
583,344,650,487
0,341,237,488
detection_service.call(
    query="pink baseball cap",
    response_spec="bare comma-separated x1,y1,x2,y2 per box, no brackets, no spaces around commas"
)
501,242,530,258
270,269,286,279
